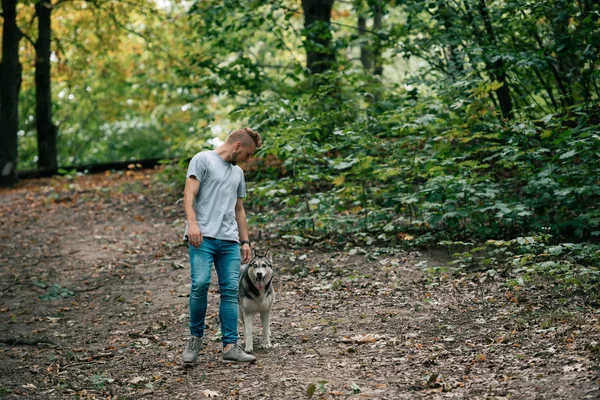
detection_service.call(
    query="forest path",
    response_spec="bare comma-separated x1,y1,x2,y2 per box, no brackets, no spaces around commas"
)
0,170,598,399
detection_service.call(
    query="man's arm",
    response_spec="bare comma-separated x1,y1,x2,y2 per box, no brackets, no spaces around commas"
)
235,198,251,264
184,177,202,248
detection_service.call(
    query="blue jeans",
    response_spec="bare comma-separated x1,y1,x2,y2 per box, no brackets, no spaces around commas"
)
188,238,240,346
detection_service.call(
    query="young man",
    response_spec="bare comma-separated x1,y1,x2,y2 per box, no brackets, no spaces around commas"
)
181,127,262,364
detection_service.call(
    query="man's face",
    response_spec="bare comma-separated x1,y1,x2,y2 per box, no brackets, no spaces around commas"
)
231,143,256,166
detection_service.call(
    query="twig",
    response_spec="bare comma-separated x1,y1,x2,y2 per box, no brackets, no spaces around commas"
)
62,361,95,369
63,355,124,369
0,337,59,347
0,281,23,292
73,284,105,293
92,352,115,359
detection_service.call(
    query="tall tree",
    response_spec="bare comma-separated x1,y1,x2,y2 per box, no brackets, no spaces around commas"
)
356,0,384,75
356,0,372,71
34,0,58,170
476,0,512,119
437,1,463,79
301,0,336,74
371,0,383,76
0,0,23,186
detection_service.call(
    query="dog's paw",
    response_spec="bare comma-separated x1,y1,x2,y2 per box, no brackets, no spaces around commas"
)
244,346,254,354
259,342,273,350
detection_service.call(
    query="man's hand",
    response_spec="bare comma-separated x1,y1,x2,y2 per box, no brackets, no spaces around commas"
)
241,243,251,264
188,224,203,248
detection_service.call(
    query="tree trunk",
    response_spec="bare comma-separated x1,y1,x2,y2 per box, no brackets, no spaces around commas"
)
301,0,335,74
463,0,510,118
358,14,372,70
524,14,571,111
372,0,383,76
438,2,464,79
548,0,575,106
579,0,598,104
477,0,513,119
0,0,23,187
533,66,559,111
35,0,58,170
356,0,384,75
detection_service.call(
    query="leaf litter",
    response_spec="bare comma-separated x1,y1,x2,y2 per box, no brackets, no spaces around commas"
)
0,170,598,399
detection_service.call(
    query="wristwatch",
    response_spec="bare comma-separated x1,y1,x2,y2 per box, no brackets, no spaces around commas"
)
240,240,251,246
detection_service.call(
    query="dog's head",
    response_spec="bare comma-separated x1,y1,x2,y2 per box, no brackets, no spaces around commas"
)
247,249,273,290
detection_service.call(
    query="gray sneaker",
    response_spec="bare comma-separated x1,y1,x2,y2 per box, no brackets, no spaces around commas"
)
182,336,202,364
222,344,256,363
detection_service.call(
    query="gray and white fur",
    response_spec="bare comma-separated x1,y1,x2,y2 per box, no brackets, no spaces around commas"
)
238,249,275,353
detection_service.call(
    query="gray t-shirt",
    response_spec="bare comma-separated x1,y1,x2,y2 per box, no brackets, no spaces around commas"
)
184,150,246,243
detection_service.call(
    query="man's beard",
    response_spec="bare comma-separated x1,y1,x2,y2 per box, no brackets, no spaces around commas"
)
230,152,238,166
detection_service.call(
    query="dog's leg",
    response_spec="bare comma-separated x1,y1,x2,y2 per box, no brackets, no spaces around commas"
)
239,303,245,329
238,303,245,348
259,310,272,349
243,312,254,353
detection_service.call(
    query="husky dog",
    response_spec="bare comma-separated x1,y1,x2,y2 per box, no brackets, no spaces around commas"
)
238,249,275,353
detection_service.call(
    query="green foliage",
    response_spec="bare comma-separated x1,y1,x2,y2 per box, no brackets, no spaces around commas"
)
306,380,328,397
57,168,78,177
39,283,76,301
11,0,598,288
133,1,600,284
16,0,196,169
446,235,600,292
90,374,114,389
233,65,599,249
399,0,600,113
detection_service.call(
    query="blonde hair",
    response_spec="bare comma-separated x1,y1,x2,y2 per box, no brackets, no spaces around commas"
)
227,127,262,148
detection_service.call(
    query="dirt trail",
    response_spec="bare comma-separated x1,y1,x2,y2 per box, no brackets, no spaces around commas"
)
0,171,598,399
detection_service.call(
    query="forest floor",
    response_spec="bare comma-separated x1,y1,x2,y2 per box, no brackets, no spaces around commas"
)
0,169,599,399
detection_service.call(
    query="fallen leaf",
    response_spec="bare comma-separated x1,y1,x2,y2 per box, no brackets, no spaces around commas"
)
427,373,438,387
129,376,146,384
350,382,362,393
563,364,584,372
341,334,380,344
172,262,185,269
307,383,316,398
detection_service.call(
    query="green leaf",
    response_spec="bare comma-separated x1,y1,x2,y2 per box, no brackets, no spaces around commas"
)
559,150,577,160
31,279,47,288
490,80,504,91
540,114,554,124
333,160,358,170
40,284,76,301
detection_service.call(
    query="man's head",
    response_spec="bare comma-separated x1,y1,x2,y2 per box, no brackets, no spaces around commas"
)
227,127,262,165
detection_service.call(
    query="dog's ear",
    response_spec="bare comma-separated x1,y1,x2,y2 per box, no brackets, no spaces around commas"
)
251,247,256,259
265,249,272,263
